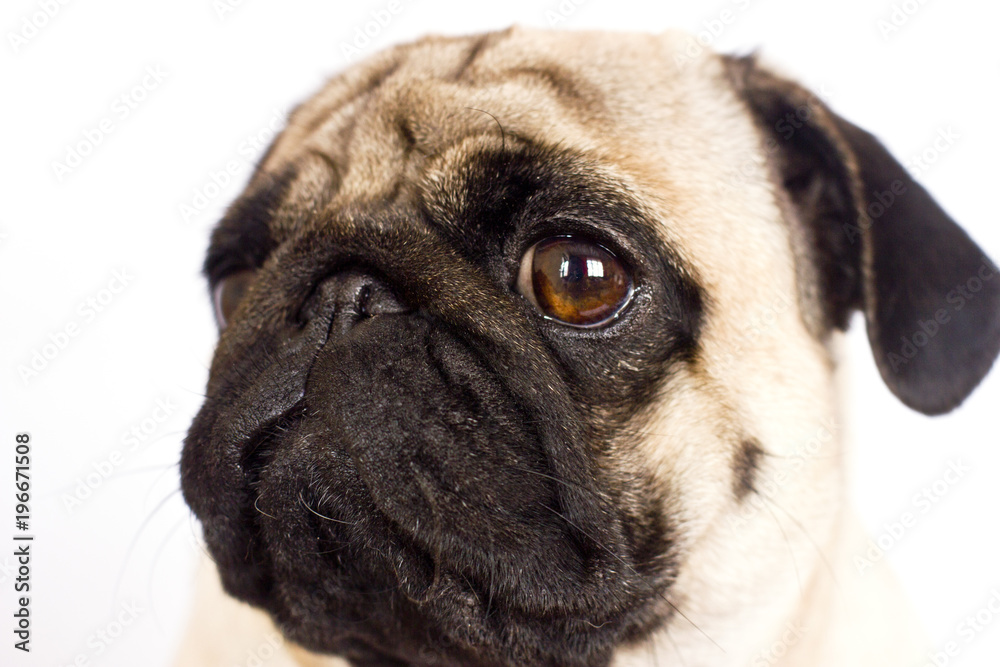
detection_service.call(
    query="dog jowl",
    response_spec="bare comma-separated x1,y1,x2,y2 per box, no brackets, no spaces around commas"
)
180,27,1000,667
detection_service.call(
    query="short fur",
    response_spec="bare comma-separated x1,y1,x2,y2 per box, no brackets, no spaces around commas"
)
177,27,1000,667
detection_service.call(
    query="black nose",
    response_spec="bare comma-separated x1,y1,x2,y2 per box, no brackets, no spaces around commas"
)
300,269,410,334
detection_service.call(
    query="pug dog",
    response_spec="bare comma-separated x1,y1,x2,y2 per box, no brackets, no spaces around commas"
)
175,26,1000,667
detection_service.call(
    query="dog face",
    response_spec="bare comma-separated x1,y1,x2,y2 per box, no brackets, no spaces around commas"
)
181,27,1000,666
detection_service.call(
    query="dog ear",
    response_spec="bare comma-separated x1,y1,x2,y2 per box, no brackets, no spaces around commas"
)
724,55,1000,415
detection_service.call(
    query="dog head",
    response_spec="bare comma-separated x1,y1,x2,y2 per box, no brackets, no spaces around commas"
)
181,27,1000,666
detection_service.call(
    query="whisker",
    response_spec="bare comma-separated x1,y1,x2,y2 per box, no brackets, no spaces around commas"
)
758,498,803,596
298,490,356,525
761,496,838,585
143,462,182,509
113,488,182,606
146,516,188,634
116,463,179,478
465,107,506,150
254,493,277,519
759,451,840,461
187,514,215,563
504,463,594,497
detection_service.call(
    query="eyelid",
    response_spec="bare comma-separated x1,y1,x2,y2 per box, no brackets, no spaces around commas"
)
212,281,229,328
516,243,539,308
212,269,257,329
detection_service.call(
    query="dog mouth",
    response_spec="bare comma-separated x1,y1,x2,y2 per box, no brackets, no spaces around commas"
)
181,260,678,665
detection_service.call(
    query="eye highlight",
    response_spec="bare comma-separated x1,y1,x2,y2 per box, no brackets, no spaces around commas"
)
212,270,256,329
517,236,633,328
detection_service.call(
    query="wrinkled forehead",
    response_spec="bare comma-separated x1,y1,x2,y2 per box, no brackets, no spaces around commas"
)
228,27,790,304
260,27,713,178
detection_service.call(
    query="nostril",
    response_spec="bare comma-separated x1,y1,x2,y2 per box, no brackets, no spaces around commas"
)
360,279,409,317
297,268,410,329
357,284,373,317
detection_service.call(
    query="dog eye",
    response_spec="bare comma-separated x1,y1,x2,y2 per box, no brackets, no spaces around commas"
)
517,236,633,327
212,270,256,329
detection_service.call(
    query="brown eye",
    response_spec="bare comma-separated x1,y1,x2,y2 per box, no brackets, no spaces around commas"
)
212,270,256,329
517,236,633,328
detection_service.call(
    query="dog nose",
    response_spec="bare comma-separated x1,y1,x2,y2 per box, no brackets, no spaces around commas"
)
300,269,411,332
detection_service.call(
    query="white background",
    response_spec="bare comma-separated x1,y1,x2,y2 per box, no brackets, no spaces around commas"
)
1,0,997,665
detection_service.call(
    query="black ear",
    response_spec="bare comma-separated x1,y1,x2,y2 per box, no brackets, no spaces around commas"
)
724,55,1000,415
